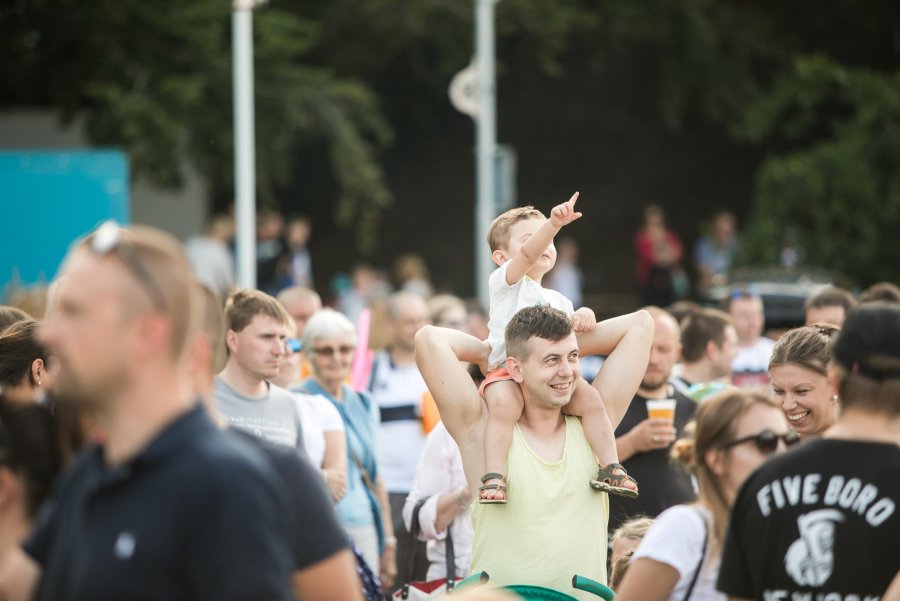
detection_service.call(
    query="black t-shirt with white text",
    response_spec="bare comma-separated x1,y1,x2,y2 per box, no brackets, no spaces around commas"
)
718,438,900,601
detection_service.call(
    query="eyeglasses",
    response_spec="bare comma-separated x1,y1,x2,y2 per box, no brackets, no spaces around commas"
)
90,221,167,311
285,338,303,353
312,345,354,357
723,428,801,455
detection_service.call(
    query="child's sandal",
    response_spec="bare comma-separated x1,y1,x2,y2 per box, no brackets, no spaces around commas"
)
590,463,639,499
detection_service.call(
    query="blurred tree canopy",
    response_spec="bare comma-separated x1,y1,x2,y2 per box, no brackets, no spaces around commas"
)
1,0,897,275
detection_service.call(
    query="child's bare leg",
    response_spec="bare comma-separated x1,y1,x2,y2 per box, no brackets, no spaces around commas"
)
481,380,524,502
564,378,638,497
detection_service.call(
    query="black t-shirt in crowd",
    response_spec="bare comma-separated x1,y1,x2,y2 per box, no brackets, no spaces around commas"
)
718,438,900,601
24,405,293,601
230,429,349,569
608,389,697,532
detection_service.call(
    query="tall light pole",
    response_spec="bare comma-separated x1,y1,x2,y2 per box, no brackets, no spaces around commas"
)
475,0,497,310
232,0,263,289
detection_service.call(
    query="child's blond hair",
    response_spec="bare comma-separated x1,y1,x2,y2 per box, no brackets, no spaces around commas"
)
486,206,545,252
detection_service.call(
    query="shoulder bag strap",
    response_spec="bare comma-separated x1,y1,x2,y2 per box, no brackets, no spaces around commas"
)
444,526,456,589
681,508,709,601
404,498,428,585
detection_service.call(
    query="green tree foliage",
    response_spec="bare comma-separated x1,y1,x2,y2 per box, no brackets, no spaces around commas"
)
734,57,900,284
2,0,896,270
0,0,392,251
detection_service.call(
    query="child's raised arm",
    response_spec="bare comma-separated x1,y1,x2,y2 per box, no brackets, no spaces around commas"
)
504,191,582,285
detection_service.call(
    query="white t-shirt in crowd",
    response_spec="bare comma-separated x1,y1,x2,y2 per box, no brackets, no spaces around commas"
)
486,261,574,370
731,337,775,389
402,422,473,581
632,505,721,601
368,351,429,493
294,392,345,469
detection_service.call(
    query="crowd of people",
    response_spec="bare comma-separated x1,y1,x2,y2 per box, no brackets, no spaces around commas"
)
0,202,897,601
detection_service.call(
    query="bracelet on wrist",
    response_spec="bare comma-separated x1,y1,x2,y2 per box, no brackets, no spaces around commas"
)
383,536,397,546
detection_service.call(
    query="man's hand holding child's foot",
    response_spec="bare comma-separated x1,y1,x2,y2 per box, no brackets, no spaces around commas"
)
478,473,508,504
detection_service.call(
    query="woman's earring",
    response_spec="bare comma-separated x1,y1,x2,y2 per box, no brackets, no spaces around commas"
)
832,394,838,401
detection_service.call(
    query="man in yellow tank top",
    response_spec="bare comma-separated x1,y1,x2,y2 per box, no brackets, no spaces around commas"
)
415,305,653,598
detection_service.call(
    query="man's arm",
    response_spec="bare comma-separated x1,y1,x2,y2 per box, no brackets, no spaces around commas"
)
504,192,581,285
576,309,654,428
0,548,40,601
414,326,486,441
292,549,363,601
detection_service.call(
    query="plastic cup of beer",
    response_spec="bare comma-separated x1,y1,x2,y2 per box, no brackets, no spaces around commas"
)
646,399,676,424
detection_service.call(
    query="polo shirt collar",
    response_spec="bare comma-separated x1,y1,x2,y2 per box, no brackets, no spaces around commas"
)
95,403,211,475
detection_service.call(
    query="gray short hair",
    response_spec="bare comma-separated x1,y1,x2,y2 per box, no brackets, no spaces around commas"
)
302,308,357,354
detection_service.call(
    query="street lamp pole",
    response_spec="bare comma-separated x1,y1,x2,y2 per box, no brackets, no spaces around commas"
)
232,0,261,289
475,0,497,310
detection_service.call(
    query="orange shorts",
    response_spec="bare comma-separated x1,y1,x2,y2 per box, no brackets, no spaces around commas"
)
478,366,515,398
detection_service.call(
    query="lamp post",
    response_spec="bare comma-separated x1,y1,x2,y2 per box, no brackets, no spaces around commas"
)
232,0,265,289
474,0,497,310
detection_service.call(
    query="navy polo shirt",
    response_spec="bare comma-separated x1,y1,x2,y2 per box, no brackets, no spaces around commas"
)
24,405,293,601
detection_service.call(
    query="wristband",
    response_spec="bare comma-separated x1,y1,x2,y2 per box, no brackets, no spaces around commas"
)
384,536,398,546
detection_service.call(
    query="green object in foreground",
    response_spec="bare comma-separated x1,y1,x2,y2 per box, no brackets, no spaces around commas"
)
452,573,614,600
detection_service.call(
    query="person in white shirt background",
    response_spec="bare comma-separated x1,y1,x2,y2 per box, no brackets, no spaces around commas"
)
726,288,775,390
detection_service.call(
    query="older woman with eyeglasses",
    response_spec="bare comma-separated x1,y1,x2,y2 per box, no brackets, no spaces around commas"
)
614,389,797,601
295,308,397,591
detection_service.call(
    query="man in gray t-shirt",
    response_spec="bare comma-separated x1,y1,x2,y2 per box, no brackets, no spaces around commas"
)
214,376,305,452
215,289,306,458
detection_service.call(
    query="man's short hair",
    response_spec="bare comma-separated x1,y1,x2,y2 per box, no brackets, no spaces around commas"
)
722,285,762,312
680,308,733,363
195,283,226,373
832,303,900,416
505,305,572,360
804,286,856,313
486,206,545,252
224,289,292,333
857,282,900,305
276,286,321,307
386,291,426,320
643,305,682,338
79,224,198,360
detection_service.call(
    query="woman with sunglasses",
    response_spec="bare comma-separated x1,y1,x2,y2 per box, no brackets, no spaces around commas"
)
295,308,397,591
768,324,840,438
614,389,797,601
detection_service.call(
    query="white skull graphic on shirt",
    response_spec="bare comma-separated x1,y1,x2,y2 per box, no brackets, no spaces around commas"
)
784,509,845,586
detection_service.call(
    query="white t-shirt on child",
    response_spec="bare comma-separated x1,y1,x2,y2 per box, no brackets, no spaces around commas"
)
486,261,574,370
631,505,722,601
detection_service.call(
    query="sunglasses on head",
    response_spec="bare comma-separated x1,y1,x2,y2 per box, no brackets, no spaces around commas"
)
729,285,761,300
723,428,800,455
312,345,354,357
90,221,167,311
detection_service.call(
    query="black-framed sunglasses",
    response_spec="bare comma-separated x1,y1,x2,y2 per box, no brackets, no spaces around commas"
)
723,428,800,455
89,221,167,311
